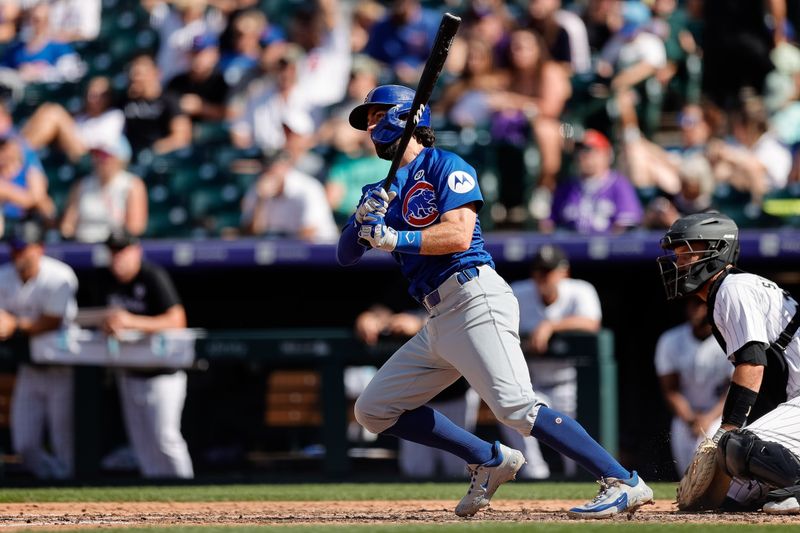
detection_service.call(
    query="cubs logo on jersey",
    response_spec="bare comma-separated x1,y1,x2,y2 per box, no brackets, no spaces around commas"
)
403,181,438,227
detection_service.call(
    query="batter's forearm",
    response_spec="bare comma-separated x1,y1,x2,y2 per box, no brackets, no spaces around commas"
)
337,223,367,265
419,221,471,255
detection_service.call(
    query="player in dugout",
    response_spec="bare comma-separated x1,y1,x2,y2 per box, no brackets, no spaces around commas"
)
337,84,653,519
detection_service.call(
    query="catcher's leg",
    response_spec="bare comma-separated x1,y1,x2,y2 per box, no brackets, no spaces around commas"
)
717,429,800,489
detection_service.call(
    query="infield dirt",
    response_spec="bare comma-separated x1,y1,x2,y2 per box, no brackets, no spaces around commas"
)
2,500,800,528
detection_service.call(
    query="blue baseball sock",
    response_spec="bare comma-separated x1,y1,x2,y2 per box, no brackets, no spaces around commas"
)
383,406,496,465
531,406,630,480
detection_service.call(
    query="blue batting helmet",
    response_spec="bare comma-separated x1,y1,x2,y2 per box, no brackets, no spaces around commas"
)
348,84,431,144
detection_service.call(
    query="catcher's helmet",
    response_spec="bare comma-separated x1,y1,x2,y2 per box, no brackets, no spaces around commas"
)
348,84,431,144
657,212,740,300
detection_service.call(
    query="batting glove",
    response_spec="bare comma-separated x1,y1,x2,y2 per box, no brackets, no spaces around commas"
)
355,188,397,224
357,215,398,252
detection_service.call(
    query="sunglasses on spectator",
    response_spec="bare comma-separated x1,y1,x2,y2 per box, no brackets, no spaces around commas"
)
678,113,702,128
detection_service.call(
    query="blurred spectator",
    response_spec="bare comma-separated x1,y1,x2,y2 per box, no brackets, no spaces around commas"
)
0,3,84,85
353,304,479,479
121,55,192,156
545,129,643,234
703,0,783,109
364,0,439,84
22,76,125,162
318,56,389,224
648,0,696,89
706,94,792,203
579,0,623,55
0,98,45,168
436,38,504,128
597,2,666,135
290,0,351,112
460,0,514,67
0,2,21,43
165,35,229,122
60,136,147,243
2,217,79,479
218,9,265,87
230,44,314,155
499,244,602,479
655,297,731,476
490,29,571,221
766,42,800,147
526,0,591,75
350,0,385,53
0,133,54,235
623,102,712,195
100,230,193,479
524,0,572,68
241,152,338,243
145,0,225,83
643,153,715,230
43,0,101,43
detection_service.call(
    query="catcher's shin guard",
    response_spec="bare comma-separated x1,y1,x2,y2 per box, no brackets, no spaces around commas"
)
717,430,800,488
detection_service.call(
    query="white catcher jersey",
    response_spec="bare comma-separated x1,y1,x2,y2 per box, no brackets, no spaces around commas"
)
654,323,732,412
711,271,800,400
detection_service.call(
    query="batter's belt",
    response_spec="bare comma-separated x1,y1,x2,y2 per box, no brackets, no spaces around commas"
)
421,266,481,314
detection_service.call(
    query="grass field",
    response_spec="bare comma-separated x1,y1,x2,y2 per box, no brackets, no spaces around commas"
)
2,482,799,532
0,481,677,503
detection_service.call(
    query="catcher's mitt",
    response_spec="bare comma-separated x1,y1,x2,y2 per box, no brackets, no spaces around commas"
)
676,437,732,511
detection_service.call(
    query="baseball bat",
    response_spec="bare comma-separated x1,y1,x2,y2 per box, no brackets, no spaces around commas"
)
380,12,461,191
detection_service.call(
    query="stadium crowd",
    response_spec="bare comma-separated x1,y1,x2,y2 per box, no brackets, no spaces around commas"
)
0,0,796,243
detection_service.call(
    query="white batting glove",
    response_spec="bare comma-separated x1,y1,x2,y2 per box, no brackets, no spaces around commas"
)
357,219,398,252
355,188,397,224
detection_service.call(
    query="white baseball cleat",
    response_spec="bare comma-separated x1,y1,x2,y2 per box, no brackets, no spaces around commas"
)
455,442,525,517
763,497,800,514
763,486,800,515
567,471,654,519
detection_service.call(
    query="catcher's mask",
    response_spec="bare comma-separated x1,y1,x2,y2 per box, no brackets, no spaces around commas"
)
657,212,740,300
348,84,431,145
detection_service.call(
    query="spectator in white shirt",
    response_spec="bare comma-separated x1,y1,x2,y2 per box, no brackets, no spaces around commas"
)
241,151,338,243
46,0,101,42
22,76,124,162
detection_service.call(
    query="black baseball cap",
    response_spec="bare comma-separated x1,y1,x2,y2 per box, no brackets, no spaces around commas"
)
106,229,140,251
531,244,569,272
6,217,45,250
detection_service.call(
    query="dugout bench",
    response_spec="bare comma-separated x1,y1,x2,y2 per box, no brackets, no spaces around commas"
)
0,329,617,479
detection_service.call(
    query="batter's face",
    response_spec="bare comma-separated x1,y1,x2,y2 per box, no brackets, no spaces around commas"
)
367,105,400,161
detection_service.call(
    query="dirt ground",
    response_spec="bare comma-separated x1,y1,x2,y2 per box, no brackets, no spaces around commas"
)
1,500,800,529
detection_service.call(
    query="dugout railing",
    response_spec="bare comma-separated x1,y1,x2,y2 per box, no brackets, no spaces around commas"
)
0,329,617,480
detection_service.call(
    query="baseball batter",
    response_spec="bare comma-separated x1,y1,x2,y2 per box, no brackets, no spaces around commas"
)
658,212,800,513
0,218,79,479
338,84,652,518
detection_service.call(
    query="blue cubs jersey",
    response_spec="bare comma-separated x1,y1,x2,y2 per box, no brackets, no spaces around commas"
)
349,147,494,301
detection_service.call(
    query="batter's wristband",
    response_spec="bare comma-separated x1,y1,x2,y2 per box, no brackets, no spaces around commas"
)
393,231,423,254
721,381,759,428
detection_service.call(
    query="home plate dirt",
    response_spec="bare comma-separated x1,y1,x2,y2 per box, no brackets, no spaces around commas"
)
1,500,799,528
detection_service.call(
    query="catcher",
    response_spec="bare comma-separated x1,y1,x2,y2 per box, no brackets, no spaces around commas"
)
658,212,800,514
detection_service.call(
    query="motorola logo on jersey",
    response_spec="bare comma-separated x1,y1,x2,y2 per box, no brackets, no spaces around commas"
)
403,181,439,227
448,171,475,194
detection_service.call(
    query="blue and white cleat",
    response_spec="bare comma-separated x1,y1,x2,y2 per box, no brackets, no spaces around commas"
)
567,471,654,519
455,442,525,517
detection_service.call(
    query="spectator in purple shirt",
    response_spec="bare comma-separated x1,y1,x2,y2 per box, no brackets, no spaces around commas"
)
544,129,643,234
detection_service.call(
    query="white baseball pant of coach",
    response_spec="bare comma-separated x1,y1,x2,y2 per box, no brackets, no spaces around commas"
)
11,364,73,479
116,370,194,478
355,265,545,437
